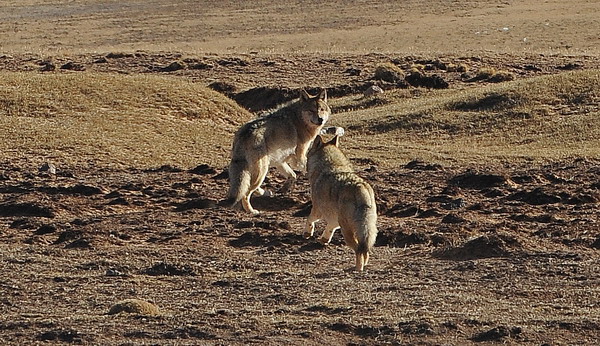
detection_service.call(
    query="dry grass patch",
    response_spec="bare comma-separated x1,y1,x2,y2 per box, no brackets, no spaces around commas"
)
108,299,161,316
331,70,600,167
471,67,515,82
0,72,253,169
373,62,405,83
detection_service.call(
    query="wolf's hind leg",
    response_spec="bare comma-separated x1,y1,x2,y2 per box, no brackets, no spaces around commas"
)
355,252,366,272
242,158,269,214
341,227,365,271
318,221,340,245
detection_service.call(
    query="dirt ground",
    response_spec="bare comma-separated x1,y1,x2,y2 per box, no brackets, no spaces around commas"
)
1,0,600,345
1,157,599,345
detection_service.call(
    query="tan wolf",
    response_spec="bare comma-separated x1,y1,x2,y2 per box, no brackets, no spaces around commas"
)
304,135,378,271
225,89,334,215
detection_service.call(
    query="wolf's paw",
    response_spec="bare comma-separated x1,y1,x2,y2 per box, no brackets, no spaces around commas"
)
317,237,331,245
253,188,273,197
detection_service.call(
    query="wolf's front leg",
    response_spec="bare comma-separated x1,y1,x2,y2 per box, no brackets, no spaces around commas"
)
304,211,320,239
275,162,297,194
292,142,311,172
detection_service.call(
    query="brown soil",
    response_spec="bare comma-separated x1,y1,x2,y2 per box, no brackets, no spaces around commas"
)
1,1,599,345
1,157,599,344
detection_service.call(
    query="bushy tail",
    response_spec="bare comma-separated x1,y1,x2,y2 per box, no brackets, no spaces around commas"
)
356,205,377,255
355,185,378,271
223,157,250,208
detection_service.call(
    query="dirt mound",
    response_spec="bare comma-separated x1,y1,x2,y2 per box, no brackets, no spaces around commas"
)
433,234,517,260
108,299,161,316
232,84,368,112
508,187,562,205
405,71,449,89
142,262,195,276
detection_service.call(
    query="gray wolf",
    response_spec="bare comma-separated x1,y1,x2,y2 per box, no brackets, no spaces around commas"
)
225,89,333,214
304,135,378,271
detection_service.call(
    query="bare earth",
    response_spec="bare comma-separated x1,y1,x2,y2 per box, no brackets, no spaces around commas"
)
1,1,599,345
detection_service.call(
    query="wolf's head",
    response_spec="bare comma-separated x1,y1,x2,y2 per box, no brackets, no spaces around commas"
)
299,89,331,128
308,134,351,177
308,134,340,160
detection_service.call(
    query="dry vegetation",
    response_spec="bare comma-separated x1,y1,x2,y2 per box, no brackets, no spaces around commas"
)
0,72,252,169
333,69,600,166
1,0,599,345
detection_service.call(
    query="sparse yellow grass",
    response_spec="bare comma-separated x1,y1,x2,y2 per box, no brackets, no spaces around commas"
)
108,299,161,316
329,70,600,167
0,71,253,170
474,67,515,82
1,70,598,171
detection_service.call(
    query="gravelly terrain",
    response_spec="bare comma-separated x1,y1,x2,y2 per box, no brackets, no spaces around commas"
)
1,155,599,344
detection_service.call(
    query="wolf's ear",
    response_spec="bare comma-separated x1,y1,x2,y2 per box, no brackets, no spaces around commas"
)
327,135,340,147
300,89,311,102
317,88,327,102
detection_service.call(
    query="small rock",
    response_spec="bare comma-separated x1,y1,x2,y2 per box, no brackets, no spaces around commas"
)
363,85,384,97
60,61,85,71
105,268,126,277
39,162,57,175
34,224,57,235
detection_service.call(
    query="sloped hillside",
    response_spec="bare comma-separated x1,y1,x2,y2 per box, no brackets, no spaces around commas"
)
0,72,253,169
331,70,600,166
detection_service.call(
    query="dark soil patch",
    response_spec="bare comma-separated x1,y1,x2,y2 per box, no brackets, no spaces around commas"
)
508,187,562,205
449,171,507,189
228,231,305,248
33,224,57,235
250,195,300,212
189,164,217,175
175,198,217,211
38,329,82,343
471,326,522,342
376,230,429,247
0,202,54,217
452,92,521,111
233,86,299,112
141,262,195,276
40,184,104,196
404,159,443,171
433,234,514,260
